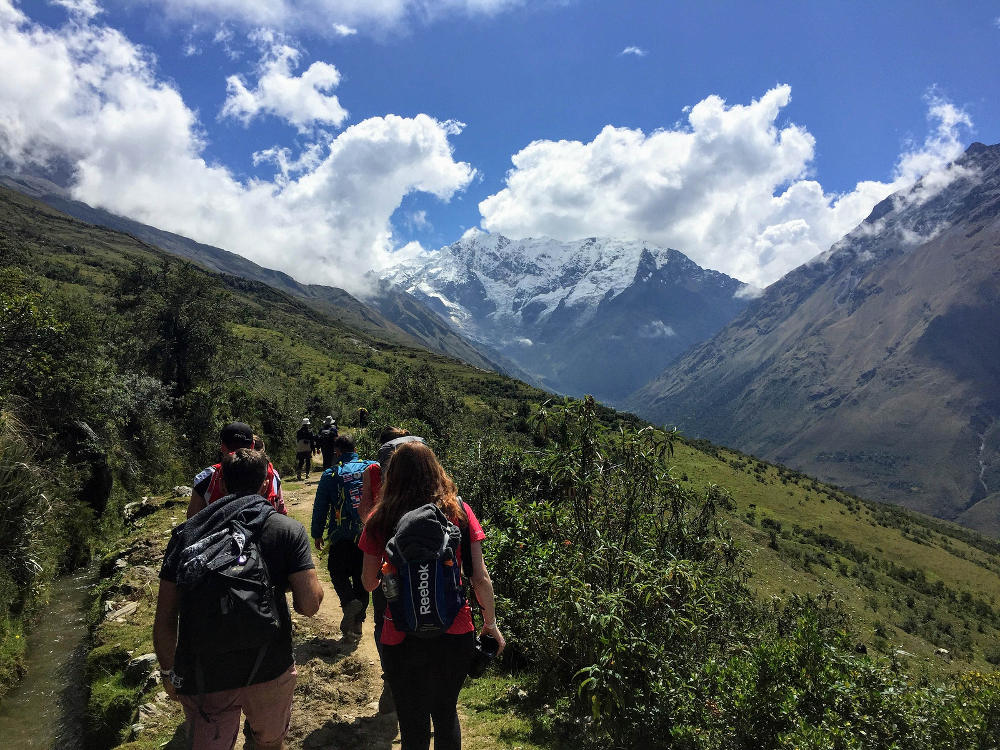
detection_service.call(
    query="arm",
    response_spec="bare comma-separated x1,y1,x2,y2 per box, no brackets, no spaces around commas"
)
359,464,379,523
288,569,324,616
362,552,382,592
310,473,333,549
470,540,506,655
185,490,206,519
152,580,180,698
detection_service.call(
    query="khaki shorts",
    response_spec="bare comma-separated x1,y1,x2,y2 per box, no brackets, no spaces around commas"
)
178,664,297,749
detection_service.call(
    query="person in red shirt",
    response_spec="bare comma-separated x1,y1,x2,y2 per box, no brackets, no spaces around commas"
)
360,442,504,750
186,423,285,518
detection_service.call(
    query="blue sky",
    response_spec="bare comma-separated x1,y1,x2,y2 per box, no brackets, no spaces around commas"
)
3,0,998,291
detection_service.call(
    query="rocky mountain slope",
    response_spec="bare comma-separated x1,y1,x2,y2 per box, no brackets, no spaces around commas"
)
628,142,1000,533
0,173,506,374
382,232,751,402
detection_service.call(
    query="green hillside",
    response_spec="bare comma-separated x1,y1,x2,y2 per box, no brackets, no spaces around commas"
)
674,440,1000,673
2,186,999,747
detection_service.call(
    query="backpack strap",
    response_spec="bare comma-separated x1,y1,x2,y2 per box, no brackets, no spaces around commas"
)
459,521,481,626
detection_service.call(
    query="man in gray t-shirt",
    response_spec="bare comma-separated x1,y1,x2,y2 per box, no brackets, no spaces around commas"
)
154,449,323,749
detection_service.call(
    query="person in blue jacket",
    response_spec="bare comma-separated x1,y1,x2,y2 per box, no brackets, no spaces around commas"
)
311,434,376,640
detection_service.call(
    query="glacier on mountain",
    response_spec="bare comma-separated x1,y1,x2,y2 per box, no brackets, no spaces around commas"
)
380,230,751,402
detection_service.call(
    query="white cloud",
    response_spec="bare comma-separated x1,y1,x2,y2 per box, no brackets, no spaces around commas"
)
638,320,675,338
332,23,357,36
479,85,972,287
406,209,430,230
221,31,348,132
129,0,530,36
50,0,101,20
0,4,475,292
620,46,646,57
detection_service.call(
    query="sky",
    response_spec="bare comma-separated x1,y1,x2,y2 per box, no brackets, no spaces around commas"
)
1,0,998,293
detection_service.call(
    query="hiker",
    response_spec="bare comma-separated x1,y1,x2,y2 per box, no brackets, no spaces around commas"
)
295,418,315,480
360,442,505,750
315,416,339,471
187,422,285,517
360,428,426,646
311,433,377,640
154,448,323,750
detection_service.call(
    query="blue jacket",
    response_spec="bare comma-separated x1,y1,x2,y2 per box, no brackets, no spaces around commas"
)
310,453,375,544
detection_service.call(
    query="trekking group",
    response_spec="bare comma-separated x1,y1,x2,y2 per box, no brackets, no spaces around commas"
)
154,418,505,750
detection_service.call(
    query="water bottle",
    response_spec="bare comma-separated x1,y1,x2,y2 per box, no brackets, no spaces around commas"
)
381,562,400,602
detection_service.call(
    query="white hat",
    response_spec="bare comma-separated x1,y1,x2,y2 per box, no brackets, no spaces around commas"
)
302,417,311,425
324,415,333,423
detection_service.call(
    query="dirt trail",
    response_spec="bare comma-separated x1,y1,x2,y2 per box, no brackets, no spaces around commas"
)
268,481,401,750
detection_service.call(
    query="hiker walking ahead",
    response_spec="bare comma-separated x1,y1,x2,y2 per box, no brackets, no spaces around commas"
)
154,449,323,750
187,422,284,517
315,416,339,471
360,441,505,750
295,418,315,480
360,429,425,645
311,434,376,640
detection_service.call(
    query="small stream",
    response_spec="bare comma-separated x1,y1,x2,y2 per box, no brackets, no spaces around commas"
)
0,568,95,748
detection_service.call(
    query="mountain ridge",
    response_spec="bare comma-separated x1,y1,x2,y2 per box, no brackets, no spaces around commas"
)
627,141,1000,532
0,172,510,375
383,231,752,401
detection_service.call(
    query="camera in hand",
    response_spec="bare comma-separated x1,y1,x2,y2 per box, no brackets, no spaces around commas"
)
468,633,500,678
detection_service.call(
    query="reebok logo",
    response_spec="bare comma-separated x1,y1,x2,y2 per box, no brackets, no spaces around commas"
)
418,563,432,615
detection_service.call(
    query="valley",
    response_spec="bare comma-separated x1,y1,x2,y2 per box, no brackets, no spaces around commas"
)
1,168,1000,746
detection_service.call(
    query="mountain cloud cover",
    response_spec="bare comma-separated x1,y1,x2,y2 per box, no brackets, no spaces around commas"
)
0,0,475,292
478,86,973,287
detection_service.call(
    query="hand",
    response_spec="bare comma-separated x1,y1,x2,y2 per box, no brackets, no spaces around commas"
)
161,674,179,701
480,620,506,656
313,537,324,551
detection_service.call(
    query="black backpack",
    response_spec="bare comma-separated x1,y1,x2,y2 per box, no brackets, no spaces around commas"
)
175,506,281,688
382,504,469,638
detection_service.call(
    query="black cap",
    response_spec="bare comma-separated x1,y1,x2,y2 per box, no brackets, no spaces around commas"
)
220,422,254,449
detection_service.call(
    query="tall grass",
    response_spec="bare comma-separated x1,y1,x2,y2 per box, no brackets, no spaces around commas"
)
0,411,53,694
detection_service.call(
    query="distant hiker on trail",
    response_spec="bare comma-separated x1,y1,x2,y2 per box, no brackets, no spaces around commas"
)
295,418,315,480
315,416,339,471
311,434,377,641
357,407,370,428
154,448,323,750
187,422,285,518
361,441,505,750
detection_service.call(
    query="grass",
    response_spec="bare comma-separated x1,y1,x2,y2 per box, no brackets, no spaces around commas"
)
461,674,552,750
670,439,1000,675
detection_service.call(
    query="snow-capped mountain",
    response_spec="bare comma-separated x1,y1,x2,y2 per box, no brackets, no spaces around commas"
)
382,232,751,402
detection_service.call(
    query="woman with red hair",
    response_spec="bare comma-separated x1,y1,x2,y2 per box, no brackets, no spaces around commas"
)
361,441,504,750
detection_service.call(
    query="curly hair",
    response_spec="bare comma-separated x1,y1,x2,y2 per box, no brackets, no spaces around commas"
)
366,441,465,538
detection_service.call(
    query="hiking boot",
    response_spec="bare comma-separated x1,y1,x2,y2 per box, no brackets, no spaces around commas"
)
351,611,365,638
340,599,364,637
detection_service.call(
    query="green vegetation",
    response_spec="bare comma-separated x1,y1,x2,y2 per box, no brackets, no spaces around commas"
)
2,186,999,746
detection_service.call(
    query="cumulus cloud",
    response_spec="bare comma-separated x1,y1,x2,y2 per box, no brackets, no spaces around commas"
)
620,46,646,57
332,23,357,36
221,30,348,132
130,0,530,36
0,3,475,292
479,85,972,287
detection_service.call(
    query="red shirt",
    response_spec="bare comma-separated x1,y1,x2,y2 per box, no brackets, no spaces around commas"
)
359,501,485,645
